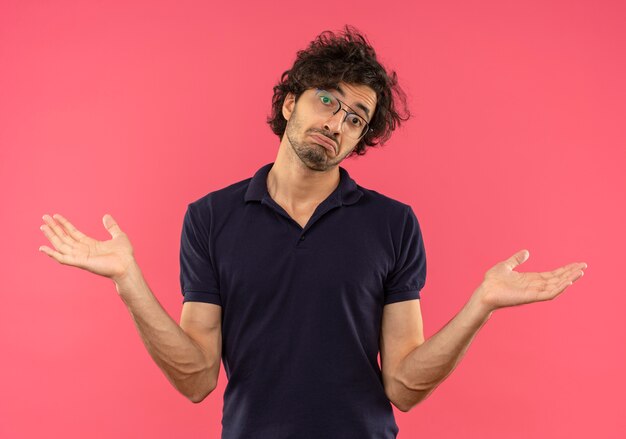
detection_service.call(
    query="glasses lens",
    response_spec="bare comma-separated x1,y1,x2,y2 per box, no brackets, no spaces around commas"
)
343,114,367,140
315,90,339,113
314,90,369,140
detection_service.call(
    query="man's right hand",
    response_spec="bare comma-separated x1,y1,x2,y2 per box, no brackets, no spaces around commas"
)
39,213,136,284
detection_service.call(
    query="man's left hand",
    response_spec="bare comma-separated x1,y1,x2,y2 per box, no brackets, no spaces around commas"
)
475,249,587,314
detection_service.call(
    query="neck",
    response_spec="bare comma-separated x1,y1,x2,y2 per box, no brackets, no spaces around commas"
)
267,137,341,210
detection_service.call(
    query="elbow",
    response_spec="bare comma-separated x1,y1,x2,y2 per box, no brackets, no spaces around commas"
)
391,392,427,413
188,392,206,404
388,376,434,413
188,395,205,404
393,402,412,413
185,377,217,404
179,364,219,404
386,383,412,413
187,385,215,404
391,389,427,413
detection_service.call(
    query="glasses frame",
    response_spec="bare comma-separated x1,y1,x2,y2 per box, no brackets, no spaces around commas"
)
314,88,372,141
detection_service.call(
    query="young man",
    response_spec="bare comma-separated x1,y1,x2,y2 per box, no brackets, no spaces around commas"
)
39,26,587,439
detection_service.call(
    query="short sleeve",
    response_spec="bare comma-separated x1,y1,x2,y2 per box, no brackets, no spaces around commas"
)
179,203,221,306
383,206,427,305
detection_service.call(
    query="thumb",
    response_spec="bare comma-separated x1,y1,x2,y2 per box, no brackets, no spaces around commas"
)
102,213,123,238
504,249,530,270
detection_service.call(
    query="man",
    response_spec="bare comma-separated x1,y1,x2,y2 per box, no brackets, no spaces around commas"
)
39,26,587,438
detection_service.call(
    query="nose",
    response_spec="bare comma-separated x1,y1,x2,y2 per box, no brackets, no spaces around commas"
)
323,110,345,136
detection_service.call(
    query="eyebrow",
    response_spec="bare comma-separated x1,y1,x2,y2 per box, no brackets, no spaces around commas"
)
333,85,372,120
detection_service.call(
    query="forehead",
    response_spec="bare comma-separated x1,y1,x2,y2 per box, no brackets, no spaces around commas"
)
326,82,377,119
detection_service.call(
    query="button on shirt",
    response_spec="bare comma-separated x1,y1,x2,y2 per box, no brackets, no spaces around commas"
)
180,162,427,439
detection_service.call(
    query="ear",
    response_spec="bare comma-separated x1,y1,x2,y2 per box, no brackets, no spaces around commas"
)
282,92,296,121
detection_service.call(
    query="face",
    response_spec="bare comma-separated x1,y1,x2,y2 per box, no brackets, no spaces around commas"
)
282,82,377,172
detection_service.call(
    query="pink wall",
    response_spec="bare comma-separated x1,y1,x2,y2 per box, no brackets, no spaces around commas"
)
2,0,624,437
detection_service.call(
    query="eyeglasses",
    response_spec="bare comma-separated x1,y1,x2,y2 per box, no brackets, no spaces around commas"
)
311,89,371,141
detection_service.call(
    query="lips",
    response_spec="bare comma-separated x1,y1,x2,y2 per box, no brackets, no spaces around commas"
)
309,133,336,154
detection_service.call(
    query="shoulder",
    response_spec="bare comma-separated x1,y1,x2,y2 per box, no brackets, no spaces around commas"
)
355,183,414,221
352,183,425,245
186,176,252,213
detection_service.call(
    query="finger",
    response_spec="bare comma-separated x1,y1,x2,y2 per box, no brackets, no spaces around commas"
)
52,213,88,242
42,214,73,246
546,266,585,299
525,266,580,296
504,249,530,270
528,274,571,302
568,266,585,283
538,262,587,281
555,269,582,293
103,213,123,239
39,223,70,253
541,263,576,279
38,244,73,265
556,265,584,285
550,277,572,298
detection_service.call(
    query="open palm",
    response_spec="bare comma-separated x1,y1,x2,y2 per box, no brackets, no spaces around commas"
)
39,213,135,283
478,249,588,312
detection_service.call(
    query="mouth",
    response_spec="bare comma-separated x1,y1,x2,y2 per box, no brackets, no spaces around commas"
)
309,133,337,154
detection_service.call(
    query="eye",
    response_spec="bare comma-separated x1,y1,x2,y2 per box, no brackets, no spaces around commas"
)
320,95,333,105
348,116,363,127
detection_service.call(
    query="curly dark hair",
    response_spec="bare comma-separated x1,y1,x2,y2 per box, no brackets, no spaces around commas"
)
266,25,411,157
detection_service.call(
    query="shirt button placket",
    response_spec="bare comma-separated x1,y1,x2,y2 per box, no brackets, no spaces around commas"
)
296,233,306,247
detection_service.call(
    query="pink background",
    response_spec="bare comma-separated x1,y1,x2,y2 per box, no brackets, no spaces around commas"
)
2,0,624,437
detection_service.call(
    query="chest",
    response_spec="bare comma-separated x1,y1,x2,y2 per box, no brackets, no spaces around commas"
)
212,205,395,312
278,202,318,229
290,210,314,229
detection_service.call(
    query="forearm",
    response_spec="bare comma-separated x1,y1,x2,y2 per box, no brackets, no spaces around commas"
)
113,261,217,402
394,288,493,411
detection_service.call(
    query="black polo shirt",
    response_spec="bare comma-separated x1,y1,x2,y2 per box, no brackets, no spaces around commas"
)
179,162,427,439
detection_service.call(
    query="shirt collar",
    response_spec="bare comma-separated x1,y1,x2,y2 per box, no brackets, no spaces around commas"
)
244,162,363,206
